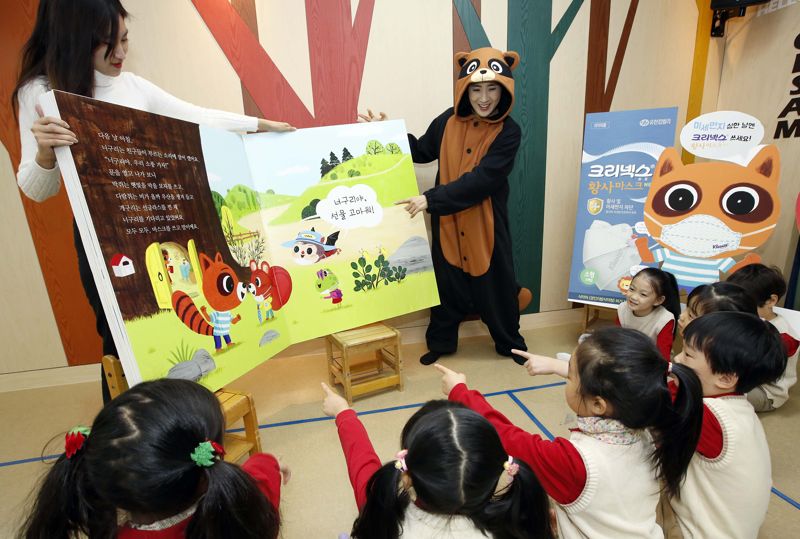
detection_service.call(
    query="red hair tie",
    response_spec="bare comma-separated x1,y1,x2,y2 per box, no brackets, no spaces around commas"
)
65,426,91,458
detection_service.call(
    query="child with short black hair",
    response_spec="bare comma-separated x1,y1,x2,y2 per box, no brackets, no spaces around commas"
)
321,384,554,539
617,267,681,359
727,263,800,411
677,281,757,335
439,327,704,538
672,311,786,538
19,379,285,539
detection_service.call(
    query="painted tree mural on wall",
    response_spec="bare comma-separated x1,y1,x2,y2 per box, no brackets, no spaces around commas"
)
191,0,375,127
454,0,585,312
584,0,639,114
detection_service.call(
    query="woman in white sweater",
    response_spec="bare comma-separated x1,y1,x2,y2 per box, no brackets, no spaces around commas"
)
13,0,293,400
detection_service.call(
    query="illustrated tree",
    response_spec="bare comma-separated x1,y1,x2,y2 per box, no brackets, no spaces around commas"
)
385,142,402,154
454,0,585,313
342,147,354,161
211,190,225,219
301,198,321,219
366,139,385,155
329,151,341,168
320,158,332,177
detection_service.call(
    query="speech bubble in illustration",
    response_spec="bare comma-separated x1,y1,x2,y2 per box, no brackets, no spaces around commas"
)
680,111,764,161
317,184,383,230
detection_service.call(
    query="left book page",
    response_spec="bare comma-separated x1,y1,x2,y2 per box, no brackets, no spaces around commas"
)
41,90,292,389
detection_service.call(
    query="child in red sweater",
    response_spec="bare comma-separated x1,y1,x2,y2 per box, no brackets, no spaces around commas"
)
439,328,703,538
322,383,554,538
19,379,286,539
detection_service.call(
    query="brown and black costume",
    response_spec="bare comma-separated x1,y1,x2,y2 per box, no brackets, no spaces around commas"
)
410,47,526,363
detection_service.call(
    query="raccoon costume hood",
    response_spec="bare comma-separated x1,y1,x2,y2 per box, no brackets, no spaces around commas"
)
438,47,519,276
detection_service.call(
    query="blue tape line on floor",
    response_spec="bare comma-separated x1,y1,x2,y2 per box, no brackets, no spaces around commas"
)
225,380,568,433
506,391,555,441
0,454,60,468
2,376,799,512
771,487,800,510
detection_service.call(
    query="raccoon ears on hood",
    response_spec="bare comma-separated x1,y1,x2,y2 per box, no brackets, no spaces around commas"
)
503,51,519,70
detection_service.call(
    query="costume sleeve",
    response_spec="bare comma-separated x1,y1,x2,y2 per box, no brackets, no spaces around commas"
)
781,333,800,357
449,383,587,505
696,404,723,459
241,453,282,510
16,80,62,202
424,120,521,216
656,321,675,360
407,109,450,164
335,409,383,511
131,74,259,132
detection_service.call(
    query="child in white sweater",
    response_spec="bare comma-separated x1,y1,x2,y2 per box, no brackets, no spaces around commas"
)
617,267,680,359
727,264,800,411
672,311,786,538
439,328,704,538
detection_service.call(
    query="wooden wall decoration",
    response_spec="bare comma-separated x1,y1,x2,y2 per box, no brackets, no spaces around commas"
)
191,0,375,128
0,0,102,365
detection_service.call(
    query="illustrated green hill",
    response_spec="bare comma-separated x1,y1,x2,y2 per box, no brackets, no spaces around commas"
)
270,154,412,225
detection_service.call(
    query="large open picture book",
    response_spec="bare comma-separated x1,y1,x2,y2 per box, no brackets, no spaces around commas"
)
41,90,439,390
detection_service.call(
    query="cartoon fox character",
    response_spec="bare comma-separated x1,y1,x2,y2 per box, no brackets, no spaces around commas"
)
172,252,246,353
248,259,293,324
637,145,781,290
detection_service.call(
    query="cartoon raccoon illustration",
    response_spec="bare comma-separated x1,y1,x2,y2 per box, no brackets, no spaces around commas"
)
637,145,780,290
248,259,293,324
172,252,246,352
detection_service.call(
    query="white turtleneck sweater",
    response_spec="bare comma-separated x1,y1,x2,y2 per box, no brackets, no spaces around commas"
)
16,71,258,202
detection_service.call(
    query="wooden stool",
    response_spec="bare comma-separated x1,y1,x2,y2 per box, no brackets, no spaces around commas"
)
326,324,403,405
580,303,616,333
102,355,261,463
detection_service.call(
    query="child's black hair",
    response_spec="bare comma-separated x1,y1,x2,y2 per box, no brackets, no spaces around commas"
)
726,263,787,307
683,311,787,394
574,327,703,498
685,281,757,318
632,267,681,336
18,379,279,539
351,401,554,539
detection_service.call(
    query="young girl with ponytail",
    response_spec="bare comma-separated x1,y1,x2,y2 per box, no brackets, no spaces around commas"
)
19,379,285,539
617,267,681,359
321,384,554,539
438,327,704,538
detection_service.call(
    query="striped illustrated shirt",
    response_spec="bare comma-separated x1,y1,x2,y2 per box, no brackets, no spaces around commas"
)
209,311,233,336
652,247,736,290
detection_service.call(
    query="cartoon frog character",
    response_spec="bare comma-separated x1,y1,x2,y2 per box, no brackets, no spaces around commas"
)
315,268,343,304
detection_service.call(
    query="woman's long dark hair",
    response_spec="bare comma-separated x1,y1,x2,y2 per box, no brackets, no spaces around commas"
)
18,379,279,539
574,327,703,498
12,0,128,110
351,401,554,539
635,267,681,337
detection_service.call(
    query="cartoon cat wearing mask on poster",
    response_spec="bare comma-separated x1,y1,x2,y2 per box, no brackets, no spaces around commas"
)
636,145,780,290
